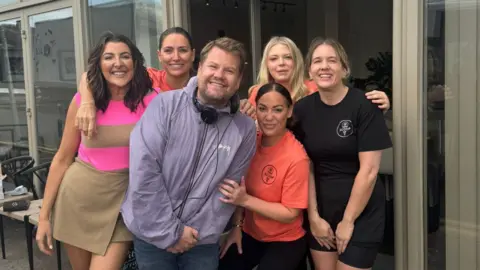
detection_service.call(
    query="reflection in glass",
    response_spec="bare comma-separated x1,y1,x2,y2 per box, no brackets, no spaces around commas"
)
260,0,307,53
29,8,76,163
425,1,480,269
88,0,163,68
0,0,17,7
0,19,28,161
188,0,253,97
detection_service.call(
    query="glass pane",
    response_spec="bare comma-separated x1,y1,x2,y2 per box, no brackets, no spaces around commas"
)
425,1,480,269
0,0,17,7
188,0,253,98
29,8,76,164
0,18,29,161
88,0,163,68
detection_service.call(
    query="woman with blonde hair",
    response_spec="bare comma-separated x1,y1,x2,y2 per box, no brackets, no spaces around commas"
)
247,36,390,111
249,36,309,103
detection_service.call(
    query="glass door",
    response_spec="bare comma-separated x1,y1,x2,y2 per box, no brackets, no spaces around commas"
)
25,6,76,164
187,0,253,98
0,15,30,162
424,1,480,269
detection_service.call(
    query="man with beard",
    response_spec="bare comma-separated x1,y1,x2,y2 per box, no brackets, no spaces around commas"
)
121,37,257,270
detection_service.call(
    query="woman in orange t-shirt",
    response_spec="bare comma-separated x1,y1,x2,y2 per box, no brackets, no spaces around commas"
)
218,83,310,270
247,36,390,111
146,27,195,91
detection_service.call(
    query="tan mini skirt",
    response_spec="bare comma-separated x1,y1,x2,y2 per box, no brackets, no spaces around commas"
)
52,158,132,256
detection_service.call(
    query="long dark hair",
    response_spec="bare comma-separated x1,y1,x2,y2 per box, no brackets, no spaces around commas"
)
158,27,196,74
87,31,152,112
158,27,194,50
255,83,296,129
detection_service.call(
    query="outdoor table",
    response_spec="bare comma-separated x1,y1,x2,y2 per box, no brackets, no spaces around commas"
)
0,199,42,270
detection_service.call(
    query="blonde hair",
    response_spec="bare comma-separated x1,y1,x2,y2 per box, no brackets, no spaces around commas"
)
305,37,351,80
200,37,247,75
252,36,307,102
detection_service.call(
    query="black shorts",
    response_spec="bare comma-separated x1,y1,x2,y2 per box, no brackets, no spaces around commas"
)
304,180,386,268
219,231,307,270
316,180,386,243
307,231,380,268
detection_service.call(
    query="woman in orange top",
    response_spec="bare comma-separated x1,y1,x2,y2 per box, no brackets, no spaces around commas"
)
145,27,195,91
218,82,310,270
247,36,390,111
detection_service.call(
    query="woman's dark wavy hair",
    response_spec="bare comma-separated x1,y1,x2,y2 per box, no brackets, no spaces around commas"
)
87,31,152,112
255,83,296,129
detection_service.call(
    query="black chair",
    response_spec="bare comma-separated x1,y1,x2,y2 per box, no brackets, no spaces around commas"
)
1,156,35,188
19,162,62,270
18,161,51,200
0,156,35,261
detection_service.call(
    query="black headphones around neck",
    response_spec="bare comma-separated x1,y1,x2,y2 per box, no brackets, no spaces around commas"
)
192,88,240,124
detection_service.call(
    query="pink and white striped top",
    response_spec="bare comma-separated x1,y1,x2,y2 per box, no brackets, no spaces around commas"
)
74,90,158,171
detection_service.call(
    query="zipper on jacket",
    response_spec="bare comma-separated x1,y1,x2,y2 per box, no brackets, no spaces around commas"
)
177,123,208,219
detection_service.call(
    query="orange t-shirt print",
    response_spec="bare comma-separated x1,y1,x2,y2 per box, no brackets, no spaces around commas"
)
243,131,310,242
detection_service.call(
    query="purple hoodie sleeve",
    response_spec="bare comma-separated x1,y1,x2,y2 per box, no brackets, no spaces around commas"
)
225,122,257,181
123,96,184,249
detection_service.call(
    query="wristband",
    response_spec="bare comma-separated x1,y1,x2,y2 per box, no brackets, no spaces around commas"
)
233,220,244,228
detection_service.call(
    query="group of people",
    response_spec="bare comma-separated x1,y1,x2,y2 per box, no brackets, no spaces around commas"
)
35,26,392,270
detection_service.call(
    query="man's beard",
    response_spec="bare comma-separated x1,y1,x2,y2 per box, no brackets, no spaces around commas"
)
198,87,230,108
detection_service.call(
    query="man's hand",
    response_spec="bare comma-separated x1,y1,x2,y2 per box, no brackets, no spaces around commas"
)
74,72,97,138
239,99,256,119
167,226,199,254
75,102,96,138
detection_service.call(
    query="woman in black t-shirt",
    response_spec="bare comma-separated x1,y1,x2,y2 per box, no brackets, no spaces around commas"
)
292,37,392,270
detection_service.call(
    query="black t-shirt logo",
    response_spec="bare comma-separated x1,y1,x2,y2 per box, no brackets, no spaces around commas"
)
337,120,353,138
261,165,277,185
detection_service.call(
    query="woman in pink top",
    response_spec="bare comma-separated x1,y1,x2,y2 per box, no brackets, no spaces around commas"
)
35,32,156,270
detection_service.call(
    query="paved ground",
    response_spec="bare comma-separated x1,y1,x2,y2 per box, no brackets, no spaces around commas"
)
0,215,398,270
0,217,71,270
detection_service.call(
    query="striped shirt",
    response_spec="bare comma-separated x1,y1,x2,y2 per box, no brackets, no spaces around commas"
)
74,91,158,171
